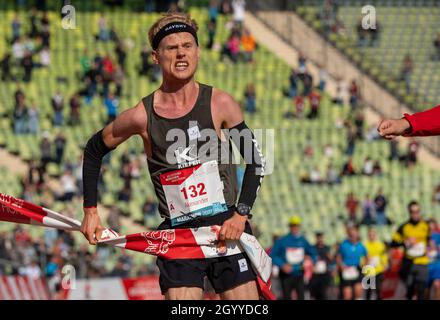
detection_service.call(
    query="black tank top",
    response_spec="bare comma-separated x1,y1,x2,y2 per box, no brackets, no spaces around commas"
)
142,83,238,224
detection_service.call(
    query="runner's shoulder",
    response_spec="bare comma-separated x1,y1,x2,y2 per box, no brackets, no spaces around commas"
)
211,87,241,112
120,100,148,134
211,87,243,126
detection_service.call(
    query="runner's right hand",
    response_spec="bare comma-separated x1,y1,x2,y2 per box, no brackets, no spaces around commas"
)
81,207,104,245
281,263,292,274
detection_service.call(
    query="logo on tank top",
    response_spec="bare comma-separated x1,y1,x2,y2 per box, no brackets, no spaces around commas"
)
174,144,201,168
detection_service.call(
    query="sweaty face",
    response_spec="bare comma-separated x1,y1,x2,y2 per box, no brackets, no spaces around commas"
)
153,32,199,82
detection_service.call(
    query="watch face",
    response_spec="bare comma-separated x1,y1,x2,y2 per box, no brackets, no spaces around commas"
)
238,204,250,216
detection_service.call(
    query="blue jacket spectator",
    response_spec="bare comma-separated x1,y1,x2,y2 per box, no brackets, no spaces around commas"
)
270,216,317,276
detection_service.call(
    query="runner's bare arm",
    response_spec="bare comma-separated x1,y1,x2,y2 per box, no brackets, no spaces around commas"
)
102,101,148,147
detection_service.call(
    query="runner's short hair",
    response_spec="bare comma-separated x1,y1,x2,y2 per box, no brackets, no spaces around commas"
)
148,12,199,49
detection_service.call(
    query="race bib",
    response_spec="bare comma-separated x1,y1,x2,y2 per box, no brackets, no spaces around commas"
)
160,160,227,226
368,256,380,267
314,260,327,274
342,266,359,280
286,247,305,265
407,242,426,258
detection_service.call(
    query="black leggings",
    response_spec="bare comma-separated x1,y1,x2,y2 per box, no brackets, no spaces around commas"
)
279,273,305,300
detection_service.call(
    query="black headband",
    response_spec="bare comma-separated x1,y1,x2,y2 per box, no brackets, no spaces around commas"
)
152,22,199,50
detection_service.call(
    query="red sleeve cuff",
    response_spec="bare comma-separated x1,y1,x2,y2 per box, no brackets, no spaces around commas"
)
402,113,416,136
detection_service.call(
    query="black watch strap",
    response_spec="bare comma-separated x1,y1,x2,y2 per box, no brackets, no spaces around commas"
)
237,203,252,219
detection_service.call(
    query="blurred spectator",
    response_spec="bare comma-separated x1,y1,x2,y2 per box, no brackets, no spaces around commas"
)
118,186,131,202
270,216,317,300
21,51,34,82
434,32,440,61
374,189,389,225
433,185,440,204
97,14,110,41
12,37,25,62
139,45,151,76
232,0,245,28
206,20,217,50
24,260,42,279
142,198,158,226
294,95,304,119
345,123,356,156
326,164,341,185
51,91,64,126
354,111,364,139
54,132,66,164
41,11,50,33
58,169,77,201
400,54,413,94
27,102,40,135
345,192,359,223
69,92,82,126
241,28,256,63
107,205,122,233
310,166,322,184
407,139,419,168
244,83,256,114
302,70,313,97
1,53,12,81
11,14,21,43
366,125,380,142
341,157,356,176
362,157,374,176
209,0,219,23
319,66,328,92
113,65,124,98
310,232,333,300
29,7,39,38
349,80,360,110
389,139,399,161
39,46,51,67
107,260,129,277
369,20,380,47
13,96,28,134
221,32,240,63
115,40,126,71
220,0,232,15
104,91,119,124
372,160,382,176
288,68,298,98
40,132,52,173
361,194,376,226
80,49,91,76
307,90,321,119
356,17,368,47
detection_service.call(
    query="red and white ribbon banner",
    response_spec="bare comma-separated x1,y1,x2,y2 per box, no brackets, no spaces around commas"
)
0,276,50,300
0,193,275,300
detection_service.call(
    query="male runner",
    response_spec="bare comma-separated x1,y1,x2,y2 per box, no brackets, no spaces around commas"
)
377,105,440,138
391,201,430,300
80,12,265,300
336,223,367,300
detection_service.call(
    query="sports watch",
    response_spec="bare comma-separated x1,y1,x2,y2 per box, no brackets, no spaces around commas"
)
236,203,252,219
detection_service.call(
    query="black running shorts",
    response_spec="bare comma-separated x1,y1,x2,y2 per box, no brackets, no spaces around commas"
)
155,207,257,294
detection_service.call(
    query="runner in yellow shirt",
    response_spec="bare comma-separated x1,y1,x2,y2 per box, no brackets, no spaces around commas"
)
363,227,388,300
